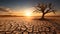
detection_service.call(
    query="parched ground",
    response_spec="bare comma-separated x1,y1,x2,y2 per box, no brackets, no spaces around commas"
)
0,17,60,34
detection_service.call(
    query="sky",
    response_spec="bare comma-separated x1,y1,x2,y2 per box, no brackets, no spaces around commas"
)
0,0,60,16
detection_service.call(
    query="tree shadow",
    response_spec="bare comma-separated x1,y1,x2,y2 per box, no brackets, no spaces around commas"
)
45,19,60,31
33,18,60,31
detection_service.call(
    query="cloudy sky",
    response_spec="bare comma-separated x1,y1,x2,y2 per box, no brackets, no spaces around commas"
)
0,0,60,16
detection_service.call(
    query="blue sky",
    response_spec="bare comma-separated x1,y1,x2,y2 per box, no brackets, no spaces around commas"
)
0,0,60,15
0,0,60,9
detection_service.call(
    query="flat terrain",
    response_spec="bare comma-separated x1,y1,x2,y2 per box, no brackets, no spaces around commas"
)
0,17,60,34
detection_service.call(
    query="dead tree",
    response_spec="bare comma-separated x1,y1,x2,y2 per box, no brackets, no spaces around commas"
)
33,3,56,19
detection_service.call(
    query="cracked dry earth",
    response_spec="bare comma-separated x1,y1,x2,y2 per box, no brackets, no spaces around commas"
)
0,17,60,34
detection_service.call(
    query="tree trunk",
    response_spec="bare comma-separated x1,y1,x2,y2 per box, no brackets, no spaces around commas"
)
41,13,45,19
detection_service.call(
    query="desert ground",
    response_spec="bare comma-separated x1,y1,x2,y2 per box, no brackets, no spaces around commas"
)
0,17,60,34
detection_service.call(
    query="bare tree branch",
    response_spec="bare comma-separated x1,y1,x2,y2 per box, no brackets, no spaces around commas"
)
33,3,56,19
